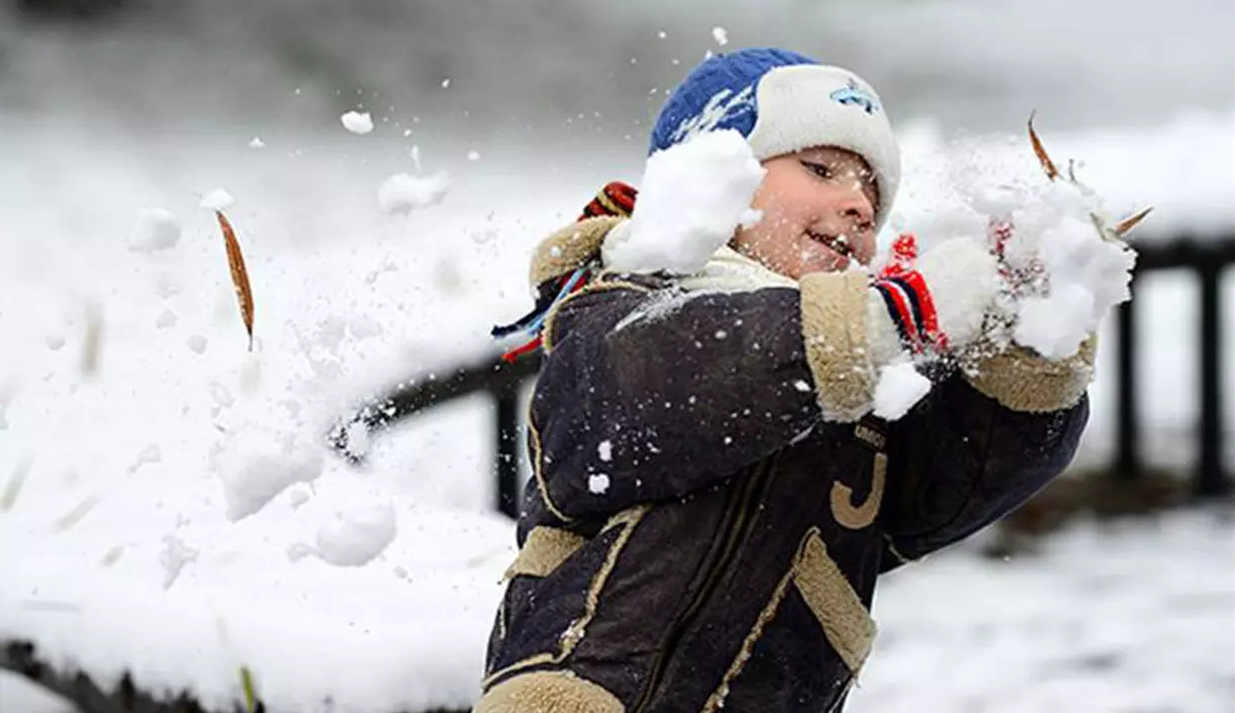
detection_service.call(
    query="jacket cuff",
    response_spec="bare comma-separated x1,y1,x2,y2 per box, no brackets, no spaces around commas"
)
964,334,1097,413
528,216,623,288
800,271,878,422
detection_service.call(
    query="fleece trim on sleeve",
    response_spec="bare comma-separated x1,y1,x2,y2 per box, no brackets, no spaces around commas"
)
474,670,625,713
799,270,878,422
965,334,1097,413
504,527,588,580
528,216,623,288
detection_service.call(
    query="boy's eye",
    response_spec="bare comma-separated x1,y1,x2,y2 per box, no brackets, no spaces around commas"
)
802,161,832,180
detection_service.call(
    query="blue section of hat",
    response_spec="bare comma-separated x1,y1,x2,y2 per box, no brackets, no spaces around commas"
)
648,48,820,156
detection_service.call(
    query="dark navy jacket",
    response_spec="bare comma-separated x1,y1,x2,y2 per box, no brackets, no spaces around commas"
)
477,266,1089,713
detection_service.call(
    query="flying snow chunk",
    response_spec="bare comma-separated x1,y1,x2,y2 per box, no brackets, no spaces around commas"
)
186,335,208,354
315,501,397,567
597,440,613,462
341,111,374,135
441,78,451,88
248,137,265,149
45,333,66,351
588,474,611,495
377,172,451,215
467,150,481,161
217,435,324,521
129,208,182,253
873,362,932,420
712,27,729,46
158,535,198,590
155,308,177,329
200,189,234,211
603,129,765,274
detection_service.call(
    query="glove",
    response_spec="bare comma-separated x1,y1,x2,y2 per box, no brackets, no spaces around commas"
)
869,233,1001,358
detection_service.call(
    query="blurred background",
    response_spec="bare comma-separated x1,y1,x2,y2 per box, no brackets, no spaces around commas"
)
2,0,1233,135
1,1,1233,712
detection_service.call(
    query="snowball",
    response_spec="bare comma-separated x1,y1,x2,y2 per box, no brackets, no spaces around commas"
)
129,208,182,253
315,501,397,567
341,111,374,135
588,474,611,495
45,333,66,351
441,78,451,88
248,137,265,149
466,150,480,162
155,308,177,329
873,362,932,420
793,379,812,393
186,335,208,354
603,130,765,274
712,26,729,46
158,535,198,590
377,172,450,215
597,440,613,462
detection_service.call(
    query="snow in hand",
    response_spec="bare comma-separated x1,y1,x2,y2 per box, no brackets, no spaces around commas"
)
873,361,932,420
992,181,1136,359
341,111,374,135
378,172,451,215
901,131,1138,362
603,129,764,274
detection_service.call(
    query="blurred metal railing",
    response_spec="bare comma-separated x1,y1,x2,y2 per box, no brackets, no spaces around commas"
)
330,231,1235,519
1115,233,1235,497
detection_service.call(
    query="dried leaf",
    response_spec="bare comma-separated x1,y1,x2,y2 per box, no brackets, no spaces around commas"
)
1114,206,1154,237
1027,112,1059,182
216,211,255,351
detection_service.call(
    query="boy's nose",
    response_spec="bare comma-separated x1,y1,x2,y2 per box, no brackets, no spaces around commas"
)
835,186,875,228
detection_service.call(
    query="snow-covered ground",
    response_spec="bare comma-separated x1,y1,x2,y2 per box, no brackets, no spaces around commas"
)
1,109,1233,712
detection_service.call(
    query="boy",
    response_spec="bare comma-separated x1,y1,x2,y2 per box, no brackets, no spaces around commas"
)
475,48,1097,713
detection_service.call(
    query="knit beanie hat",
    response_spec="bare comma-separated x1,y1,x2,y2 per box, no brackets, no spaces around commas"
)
649,47,900,231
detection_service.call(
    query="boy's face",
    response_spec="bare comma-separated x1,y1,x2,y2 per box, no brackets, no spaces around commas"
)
732,146,879,280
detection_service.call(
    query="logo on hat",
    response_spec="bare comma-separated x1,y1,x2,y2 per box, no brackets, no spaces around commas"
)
830,79,881,115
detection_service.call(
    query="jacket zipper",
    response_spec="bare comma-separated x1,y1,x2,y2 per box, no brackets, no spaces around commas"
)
632,458,776,713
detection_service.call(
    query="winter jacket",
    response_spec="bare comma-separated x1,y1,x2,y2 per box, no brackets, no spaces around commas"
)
474,217,1092,713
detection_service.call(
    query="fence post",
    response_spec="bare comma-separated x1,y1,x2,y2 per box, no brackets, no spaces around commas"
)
1115,279,1140,482
495,388,521,518
1196,262,1231,497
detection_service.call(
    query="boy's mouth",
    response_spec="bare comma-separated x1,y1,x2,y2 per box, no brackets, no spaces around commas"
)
807,230,853,259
